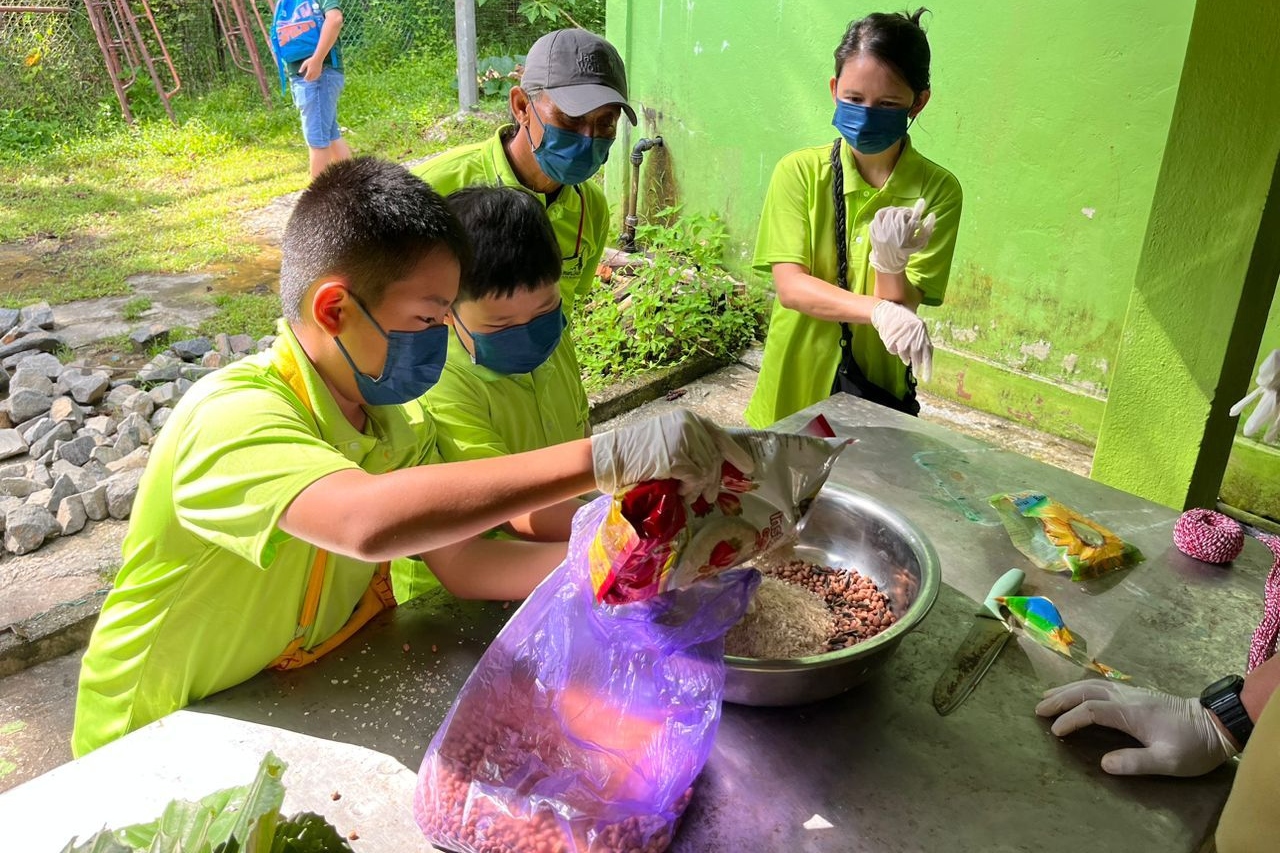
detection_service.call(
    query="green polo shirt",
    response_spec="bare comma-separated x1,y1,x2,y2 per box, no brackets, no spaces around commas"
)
412,126,609,315
744,137,962,428
426,325,589,461
72,322,440,756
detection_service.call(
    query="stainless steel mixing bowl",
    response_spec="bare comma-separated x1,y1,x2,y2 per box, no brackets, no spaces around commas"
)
724,484,941,706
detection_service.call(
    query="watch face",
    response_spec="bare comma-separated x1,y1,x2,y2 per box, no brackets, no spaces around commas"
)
1202,674,1244,702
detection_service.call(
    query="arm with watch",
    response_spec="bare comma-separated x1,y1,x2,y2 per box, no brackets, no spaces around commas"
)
1034,651,1280,777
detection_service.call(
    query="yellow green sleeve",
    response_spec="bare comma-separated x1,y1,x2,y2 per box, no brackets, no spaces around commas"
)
753,152,815,275
171,387,358,568
906,176,963,306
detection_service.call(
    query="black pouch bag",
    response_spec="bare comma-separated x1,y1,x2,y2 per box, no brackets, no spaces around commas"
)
828,138,920,417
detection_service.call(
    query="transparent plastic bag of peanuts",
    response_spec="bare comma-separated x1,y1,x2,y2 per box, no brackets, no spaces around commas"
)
414,495,760,853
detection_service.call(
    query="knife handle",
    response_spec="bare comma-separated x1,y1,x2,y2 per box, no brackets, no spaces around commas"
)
980,568,1025,619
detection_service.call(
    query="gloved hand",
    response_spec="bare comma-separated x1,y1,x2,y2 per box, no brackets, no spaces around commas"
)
869,198,937,274
1035,680,1239,777
592,408,756,502
871,299,933,383
1230,349,1280,445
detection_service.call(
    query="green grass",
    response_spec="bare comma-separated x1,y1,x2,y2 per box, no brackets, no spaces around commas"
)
0,49,499,308
121,296,152,321
200,293,281,341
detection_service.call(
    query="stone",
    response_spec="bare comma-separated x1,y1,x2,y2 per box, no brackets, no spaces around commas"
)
0,496,20,531
0,409,11,431
106,447,150,473
0,463,24,479
176,377,194,395
136,362,181,384
0,478,37,498
81,484,108,521
148,382,181,408
37,449,52,468
117,412,154,446
257,335,277,352
105,384,139,410
48,395,84,429
0,308,19,337
129,323,170,351
150,408,172,432
121,390,155,419
51,459,97,493
0,372,8,399
17,351,66,379
53,434,96,467
8,389,52,423
25,488,51,509
0,429,27,461
228,334,255,355
9,367,53,396
30,462,52,488
60,370,111,405
200,350,223,369
105,469,145,519
29,421,72,459
19,301,55,330
5,320,46,340
82,459,112,483
90,445,122,466
46,473,77,512
83,415,117,437
56,493,87,535
170,337,213,361
214,332,233,358
4,504,58,554
180,365,216,382
20,416,52,445
0,333,65,366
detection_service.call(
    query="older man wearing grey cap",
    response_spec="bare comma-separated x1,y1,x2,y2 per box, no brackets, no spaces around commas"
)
414,28,635,314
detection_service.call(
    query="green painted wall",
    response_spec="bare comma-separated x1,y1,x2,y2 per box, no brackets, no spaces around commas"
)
606,0,1195,401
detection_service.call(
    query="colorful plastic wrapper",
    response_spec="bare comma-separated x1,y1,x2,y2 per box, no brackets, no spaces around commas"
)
996,595,1129,681
414,495,760,853
989,491,1144,581
589,415,849,605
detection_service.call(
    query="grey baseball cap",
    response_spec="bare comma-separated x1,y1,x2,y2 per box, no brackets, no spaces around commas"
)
521,29,637,124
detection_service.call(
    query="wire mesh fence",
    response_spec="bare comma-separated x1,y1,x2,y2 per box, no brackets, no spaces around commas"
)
0,0,603,128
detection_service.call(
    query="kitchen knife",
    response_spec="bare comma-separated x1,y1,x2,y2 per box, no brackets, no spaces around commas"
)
931,568,1026,716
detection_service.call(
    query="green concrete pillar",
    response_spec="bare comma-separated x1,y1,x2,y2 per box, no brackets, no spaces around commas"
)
1091,0,1280,510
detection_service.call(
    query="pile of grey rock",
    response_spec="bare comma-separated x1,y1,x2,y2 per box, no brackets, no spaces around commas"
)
0,302,274,557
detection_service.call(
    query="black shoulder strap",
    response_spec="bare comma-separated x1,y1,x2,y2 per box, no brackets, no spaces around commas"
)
830,138,853,352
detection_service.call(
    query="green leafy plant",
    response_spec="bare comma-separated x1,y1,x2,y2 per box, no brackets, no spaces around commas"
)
575,209,767,392
61,752,352,853
121,296,152,321
477,54,526,98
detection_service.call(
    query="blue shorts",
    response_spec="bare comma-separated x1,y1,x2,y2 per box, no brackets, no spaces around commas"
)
290,66,345,148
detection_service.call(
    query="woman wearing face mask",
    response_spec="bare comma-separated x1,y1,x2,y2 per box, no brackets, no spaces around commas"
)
414,28,634,317
744,8,962,427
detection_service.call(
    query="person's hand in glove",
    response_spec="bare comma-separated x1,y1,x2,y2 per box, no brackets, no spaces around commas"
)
1230,349,1280,445
592,408,755,502
871,299,932,383
1035,680,1239,777
869,198,937,274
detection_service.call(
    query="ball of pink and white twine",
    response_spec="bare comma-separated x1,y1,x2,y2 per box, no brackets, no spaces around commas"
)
1247,533,1280,672
1173,509,1246,565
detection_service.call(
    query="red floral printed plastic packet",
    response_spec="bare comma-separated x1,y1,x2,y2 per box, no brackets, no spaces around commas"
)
588,415,848,604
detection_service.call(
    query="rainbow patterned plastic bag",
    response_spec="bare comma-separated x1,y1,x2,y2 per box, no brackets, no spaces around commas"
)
997,595,1128,680
989,491,1144,581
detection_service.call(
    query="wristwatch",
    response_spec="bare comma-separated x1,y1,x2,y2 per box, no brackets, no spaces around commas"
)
1200,674,1254,748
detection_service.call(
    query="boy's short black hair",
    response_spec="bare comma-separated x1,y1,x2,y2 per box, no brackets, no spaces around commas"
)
279,157,472,321
446,186,562,302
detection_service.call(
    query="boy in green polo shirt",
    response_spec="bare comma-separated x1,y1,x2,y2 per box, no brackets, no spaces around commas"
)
72,158,748,756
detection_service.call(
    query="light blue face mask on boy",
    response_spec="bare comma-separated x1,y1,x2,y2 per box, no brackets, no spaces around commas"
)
454,304,566,375
526,106,614,186
333,296,448,406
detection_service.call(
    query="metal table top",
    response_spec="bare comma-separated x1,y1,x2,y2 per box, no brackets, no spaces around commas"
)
196,394,1274,852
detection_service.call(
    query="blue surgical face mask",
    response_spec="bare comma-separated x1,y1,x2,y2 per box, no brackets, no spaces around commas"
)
526,104,614,186
454,303,566,375
832,99,912,155
333,297,448,406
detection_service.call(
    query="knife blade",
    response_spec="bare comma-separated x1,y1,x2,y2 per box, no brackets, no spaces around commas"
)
932,568,1026,716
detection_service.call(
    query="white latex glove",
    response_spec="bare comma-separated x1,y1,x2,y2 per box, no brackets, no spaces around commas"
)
1230,349,1280,444
591,408,756,502
870,299,933,383
869,198,937,275
1035,680,1238,777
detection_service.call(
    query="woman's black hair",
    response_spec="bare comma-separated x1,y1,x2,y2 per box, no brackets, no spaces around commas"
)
834,8,931,94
